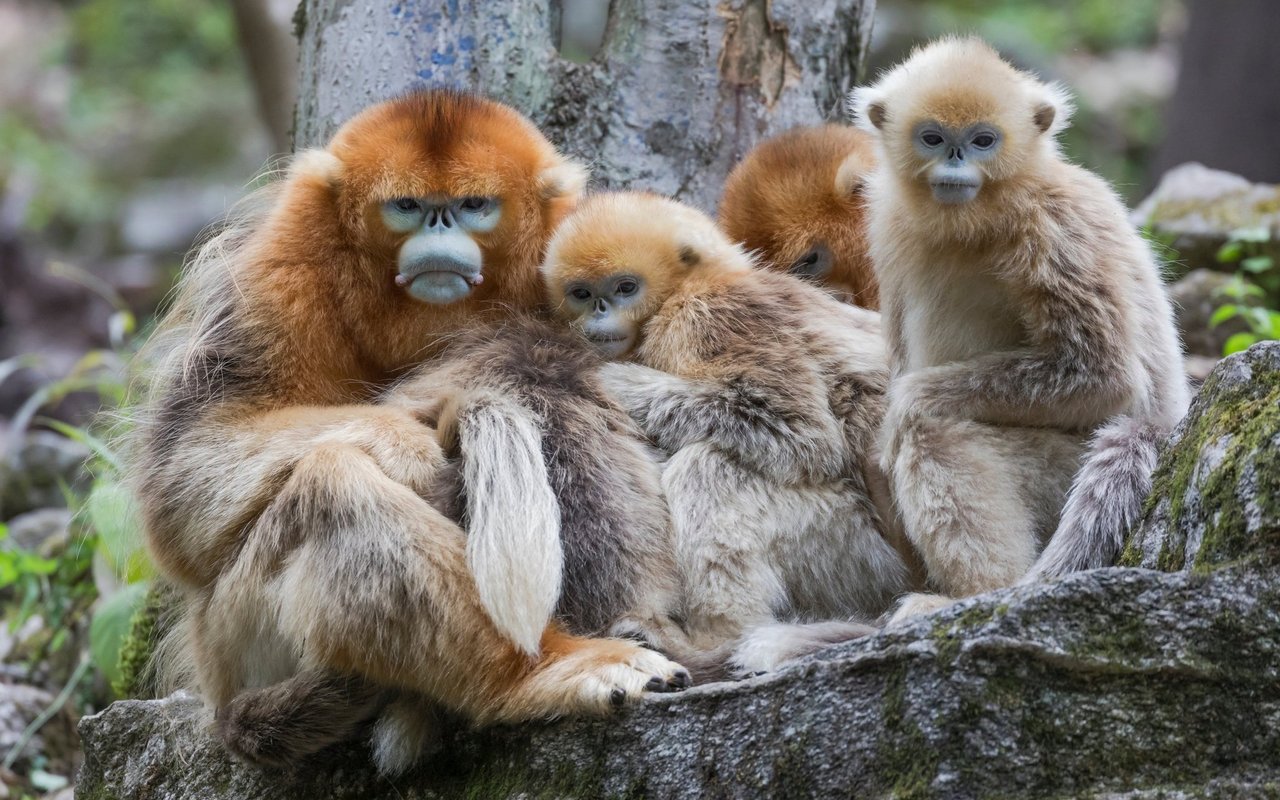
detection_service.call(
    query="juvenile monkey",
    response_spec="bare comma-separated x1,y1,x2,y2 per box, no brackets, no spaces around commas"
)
542,192,910,675
850,38,1190,617
133,92,688,775
719,124,879,307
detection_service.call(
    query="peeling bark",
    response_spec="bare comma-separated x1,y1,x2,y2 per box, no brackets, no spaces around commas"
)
292,0,875,211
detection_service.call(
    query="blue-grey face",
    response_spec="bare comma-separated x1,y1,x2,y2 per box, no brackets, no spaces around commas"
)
381,195,501,304
562,274,645,358
912,121,1002,204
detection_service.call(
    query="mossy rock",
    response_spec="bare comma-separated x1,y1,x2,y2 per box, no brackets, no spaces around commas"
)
1122,341,1280,572
114,580,179,699
78,345,1280,799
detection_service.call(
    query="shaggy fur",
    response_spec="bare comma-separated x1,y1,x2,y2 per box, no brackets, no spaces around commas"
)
719,124,880,308
847,38,1191,612
131,91,688,775
382,314,687,647
543,193,911,676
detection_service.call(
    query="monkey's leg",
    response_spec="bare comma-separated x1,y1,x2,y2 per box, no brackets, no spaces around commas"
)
888,416,1079,599
662,443,789,651
215,670,385,770
202,442,690,733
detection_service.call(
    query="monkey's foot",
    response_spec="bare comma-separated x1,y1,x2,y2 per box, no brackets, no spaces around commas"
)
885,592,956,625
500,639,692,721
729,620,877,677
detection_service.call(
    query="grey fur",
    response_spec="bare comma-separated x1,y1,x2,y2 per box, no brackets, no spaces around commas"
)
385,314,683,643
1022,417,1163,582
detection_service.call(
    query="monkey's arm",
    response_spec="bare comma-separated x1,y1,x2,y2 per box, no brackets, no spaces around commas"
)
597,361,847,483
139,402,447,588
891,257,1135,432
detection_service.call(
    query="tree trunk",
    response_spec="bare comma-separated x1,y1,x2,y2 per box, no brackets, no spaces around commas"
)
293,0,876,211
1152,0,1280,184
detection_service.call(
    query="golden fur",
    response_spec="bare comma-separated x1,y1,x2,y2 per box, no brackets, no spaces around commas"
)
850,38,1190,617
719,125,879,308
131,92,687,771
544,193,909,676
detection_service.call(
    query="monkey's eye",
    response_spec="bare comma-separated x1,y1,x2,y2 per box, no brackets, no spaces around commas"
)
391,198,421,213
971,133,997,149
460,196,490,212
569,287,592,301
920,132,945,148
615,279,638,297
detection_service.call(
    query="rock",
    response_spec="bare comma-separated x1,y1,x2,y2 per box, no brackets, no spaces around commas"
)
0,432,90,520
0,681,78,778
1132,162,1280,273
76,345,1280,799
0,434,90,521
3,507,72,552
1167,268,1261,357
1123,340,1280,572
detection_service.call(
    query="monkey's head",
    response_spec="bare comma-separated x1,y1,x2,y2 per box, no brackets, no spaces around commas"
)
302,90,586,309
851,37,1071,206
542,193,749,358
719,125,878,307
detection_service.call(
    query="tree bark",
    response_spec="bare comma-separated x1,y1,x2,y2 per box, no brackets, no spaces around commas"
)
1152,0,1280,184
293,0,875,211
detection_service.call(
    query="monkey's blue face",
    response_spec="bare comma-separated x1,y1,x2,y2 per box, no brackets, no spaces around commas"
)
381,195,501,304
912,121,1002,204
561,273,645,358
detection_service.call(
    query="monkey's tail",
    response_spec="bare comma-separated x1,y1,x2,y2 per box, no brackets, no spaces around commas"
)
442,390,563,657
1022,416,1163,583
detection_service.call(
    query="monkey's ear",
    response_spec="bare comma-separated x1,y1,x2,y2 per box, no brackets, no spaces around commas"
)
848,87,887,132
1033,83,1074,135
289,149,344,188
1033,103,1055,133
834,152,869,198
677,244,701,268
537,159,589,201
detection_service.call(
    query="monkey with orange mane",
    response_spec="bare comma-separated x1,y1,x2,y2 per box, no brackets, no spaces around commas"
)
132,91,689,775
719,124,880,308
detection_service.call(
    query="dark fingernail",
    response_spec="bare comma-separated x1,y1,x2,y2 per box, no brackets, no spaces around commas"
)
645,676,664,691
610,688,626,707
671,670,692,689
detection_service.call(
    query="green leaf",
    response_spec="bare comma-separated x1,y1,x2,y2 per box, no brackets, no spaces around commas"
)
1209,304,1239,327
1242,255,1275,273
30,769,69,792
1270,310,1280,340
1217,241,1244,263
38,417,122,472
90,581,149,688
85,482,150,582
1245,306,1274,335
1224,332,1261,356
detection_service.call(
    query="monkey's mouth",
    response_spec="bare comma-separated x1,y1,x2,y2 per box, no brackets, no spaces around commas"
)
395,267,484,289
929,179,981,205
586,332,628,343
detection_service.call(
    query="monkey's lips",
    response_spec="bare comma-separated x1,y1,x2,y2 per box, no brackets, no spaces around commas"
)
395,263,484,304
585,332,628,343
929,179,981,205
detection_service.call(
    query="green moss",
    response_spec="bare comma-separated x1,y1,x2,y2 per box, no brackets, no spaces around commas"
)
872,667,939,800
114,581,177,698
1124,352,1280,573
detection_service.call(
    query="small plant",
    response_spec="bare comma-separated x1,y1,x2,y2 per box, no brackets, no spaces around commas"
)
1210,227,1280,356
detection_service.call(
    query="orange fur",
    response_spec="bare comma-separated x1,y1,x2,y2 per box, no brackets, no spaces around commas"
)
133,92,688,757
719,125,879,308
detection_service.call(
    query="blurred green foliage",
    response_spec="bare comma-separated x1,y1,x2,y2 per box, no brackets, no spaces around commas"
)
0,0,250,236
923,0,1171,52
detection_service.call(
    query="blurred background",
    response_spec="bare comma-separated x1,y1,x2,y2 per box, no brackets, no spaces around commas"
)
0,0,1278,796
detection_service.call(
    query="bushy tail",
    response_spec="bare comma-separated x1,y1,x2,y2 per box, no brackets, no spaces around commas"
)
441,390,562,657
1022,416,1163,583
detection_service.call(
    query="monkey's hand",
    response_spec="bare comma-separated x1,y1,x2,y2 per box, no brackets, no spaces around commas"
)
596,362,695,449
